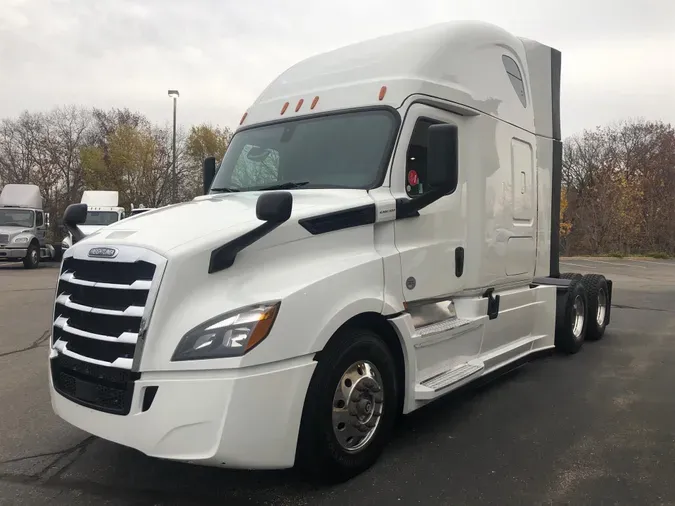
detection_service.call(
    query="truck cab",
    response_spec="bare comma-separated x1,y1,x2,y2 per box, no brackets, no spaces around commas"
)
0,184,60,268
61,190,125,250
48,21,613,482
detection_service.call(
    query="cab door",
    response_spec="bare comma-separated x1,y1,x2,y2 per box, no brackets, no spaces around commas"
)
35,211,47,246
391,104,467,302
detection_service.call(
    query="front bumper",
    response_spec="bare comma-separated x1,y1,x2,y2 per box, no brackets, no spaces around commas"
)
49,353,317,469
0,247,27,260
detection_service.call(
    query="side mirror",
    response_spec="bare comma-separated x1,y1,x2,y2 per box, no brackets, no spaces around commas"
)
203,157,217,194
63,203,88,245
426,123,458,192
396,123,459,220
256,191,293,223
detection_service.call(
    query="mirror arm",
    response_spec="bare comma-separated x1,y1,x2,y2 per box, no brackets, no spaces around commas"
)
62,203,88,245
65,222,85,245
395,186,449,219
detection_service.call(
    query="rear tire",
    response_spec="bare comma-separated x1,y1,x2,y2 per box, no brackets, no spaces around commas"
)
52,244,63,263
560,272,582,281
555,278,588,354
23,243,40,269
295,326,399,484
581,274,610,341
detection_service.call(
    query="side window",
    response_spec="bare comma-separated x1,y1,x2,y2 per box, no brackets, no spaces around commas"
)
502,55,527,107
36,211,44,227
405,118,441,197
231,145,280,187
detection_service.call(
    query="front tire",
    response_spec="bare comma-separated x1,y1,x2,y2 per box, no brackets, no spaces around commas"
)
23,243,40,269
296,326,399,483
52,244,63,263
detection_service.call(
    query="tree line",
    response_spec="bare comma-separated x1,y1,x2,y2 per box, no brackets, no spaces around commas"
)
561,118,675,257
1,107,673,256
0,106,232,240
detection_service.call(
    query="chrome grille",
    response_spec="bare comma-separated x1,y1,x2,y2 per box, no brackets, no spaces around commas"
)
0,234,8,244
50,246,166,415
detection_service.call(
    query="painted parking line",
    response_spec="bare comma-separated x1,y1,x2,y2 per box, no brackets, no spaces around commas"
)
560,261,597,269
625,258,675,267
574,258,646,269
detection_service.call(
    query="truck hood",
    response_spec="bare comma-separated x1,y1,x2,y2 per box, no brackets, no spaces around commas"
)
77,189,376,254
79,225,106,235
0,225,31,240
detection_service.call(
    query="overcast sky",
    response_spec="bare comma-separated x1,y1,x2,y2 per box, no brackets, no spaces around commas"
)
1,0,673,138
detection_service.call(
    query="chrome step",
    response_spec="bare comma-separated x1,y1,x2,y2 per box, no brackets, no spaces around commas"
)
415,360,484,400
416,317,475,337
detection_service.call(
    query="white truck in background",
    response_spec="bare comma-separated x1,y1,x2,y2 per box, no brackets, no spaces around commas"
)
49,21,614,482
0,183,61,268
61,190,125,251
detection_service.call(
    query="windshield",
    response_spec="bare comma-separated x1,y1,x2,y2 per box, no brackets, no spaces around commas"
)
84,211,120,226
211,109,398,192
0,209,34,228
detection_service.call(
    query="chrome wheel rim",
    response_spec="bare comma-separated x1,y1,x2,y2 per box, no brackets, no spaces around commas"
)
31,249,38,263
596,288,607,327
572,294,585,339
332,360,384,453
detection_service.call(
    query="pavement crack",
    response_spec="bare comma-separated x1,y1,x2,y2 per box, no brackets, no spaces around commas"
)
0,437,94,467
43,436,97,482
0,329,50,358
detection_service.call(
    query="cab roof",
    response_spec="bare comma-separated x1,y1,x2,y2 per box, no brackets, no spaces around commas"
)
239,20,559,137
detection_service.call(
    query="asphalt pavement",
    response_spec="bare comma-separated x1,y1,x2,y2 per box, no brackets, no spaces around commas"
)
1,257,675,505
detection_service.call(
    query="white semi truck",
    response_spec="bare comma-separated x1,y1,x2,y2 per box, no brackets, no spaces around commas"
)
61,190,125,251
0,183,61,268
49,21,613,482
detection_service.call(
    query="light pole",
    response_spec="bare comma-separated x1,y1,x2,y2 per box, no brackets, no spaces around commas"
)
168,89,180,202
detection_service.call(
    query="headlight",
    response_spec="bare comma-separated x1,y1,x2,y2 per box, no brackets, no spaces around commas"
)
12,237,29,244
171,302,281,361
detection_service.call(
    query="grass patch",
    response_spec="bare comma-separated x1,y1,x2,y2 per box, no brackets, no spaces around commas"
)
646,252,670,259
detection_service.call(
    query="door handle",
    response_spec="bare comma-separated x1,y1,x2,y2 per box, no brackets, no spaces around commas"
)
455,247,464,277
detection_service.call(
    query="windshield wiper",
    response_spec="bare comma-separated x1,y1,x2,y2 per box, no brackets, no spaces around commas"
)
254,181,310,191
210,187,240,193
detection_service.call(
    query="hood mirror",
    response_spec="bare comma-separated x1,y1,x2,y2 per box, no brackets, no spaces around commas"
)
203,157,217,195
256,191,293,223
63,203,87,244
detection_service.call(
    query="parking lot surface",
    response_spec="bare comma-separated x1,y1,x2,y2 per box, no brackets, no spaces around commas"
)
1,257,675,505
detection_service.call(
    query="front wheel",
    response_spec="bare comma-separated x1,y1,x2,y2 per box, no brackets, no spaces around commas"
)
295,327,399,483
23,243,40,269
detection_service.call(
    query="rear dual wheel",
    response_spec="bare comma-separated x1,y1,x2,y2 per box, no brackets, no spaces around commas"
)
555,273,610,353
555,277,588,354
581,274,610,341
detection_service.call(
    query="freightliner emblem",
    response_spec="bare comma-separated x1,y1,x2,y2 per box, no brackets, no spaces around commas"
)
88,247,118,259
